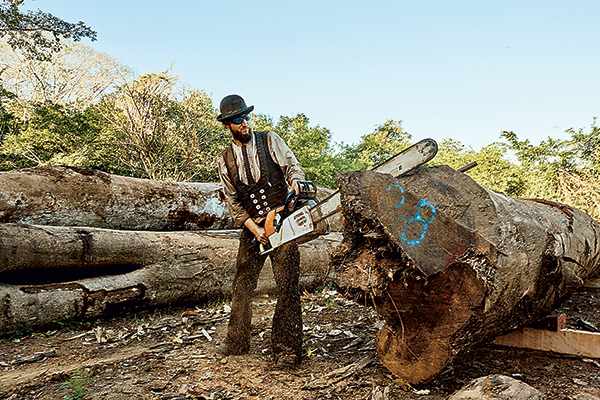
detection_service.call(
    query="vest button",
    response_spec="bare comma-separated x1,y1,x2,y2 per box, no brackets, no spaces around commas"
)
259,189,265,193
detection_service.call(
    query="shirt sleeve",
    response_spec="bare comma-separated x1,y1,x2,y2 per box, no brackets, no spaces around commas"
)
218,155,251,227
266,131,306,184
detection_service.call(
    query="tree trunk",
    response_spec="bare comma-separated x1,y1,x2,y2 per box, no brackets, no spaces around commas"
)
333,166,600,384
0,165,337,231
0,224,342,335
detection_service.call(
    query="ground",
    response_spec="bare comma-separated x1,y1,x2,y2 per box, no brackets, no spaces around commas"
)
1,286,600,400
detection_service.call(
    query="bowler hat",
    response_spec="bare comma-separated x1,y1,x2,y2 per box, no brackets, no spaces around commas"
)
217,94,255,122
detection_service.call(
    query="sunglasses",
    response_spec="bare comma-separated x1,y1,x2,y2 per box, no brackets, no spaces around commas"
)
230,114,250,125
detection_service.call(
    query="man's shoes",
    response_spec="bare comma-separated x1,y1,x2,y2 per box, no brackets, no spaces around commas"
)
218,343,249,356
273,351,304,369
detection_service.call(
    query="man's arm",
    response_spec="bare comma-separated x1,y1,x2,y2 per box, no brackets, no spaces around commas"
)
266,131,306,188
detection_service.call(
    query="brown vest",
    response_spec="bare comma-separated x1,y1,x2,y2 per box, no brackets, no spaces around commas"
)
223,131,288,219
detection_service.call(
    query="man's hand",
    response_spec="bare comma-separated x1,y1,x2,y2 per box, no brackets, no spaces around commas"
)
290,179,300,195
244,218,269,245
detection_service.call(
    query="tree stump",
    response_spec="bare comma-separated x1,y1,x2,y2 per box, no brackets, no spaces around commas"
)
333,166,600,384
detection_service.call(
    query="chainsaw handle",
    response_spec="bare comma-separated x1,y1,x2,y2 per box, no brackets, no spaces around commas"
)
284,180,317,214
283,190,297,212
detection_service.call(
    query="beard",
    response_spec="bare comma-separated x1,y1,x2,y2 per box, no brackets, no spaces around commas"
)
232,129,251,144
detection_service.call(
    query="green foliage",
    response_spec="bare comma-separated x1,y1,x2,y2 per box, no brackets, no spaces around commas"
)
62,367,95,400
500,130,572,201
0,84,20,169
9,317,36,341
0,101,116,171
0,0,96,61
435,138,524,196
344,119,412,167
275,113,336,185
566,118,600,177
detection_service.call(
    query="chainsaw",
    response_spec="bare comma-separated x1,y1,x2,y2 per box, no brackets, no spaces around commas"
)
259,138,438,255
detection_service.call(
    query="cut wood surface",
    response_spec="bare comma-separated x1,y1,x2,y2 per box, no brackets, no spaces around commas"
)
0,226,342,336
333,166,600,384
0,165,337,231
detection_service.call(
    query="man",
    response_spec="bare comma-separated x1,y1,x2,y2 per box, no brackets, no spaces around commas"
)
217,94,305,368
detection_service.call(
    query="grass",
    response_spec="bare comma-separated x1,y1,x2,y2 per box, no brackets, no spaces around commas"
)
62,367,95,400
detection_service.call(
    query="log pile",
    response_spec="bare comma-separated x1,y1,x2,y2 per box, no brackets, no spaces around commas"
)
333,166,600,384
4,163,599,385
0,166,340,336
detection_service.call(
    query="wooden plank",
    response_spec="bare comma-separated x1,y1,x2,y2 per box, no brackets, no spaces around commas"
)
582,277,600,289
493,327,600,358
528,314,566,331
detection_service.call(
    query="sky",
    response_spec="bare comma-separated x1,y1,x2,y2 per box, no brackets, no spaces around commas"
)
21,0,600,150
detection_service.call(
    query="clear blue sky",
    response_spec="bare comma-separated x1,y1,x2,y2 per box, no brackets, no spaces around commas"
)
23,0,600,150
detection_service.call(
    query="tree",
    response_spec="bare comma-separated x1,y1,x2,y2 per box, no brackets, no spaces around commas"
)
0,101,115,171
0,84,19,170
0,0,96,62
99,71,226,181
501,131,573,202
0,38,132,173
345,119,412,167
566,118,600,178
435,138,523,196
0,39,132,116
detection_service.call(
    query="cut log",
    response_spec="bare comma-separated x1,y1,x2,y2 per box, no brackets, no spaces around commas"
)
0,165,337,231
333,166,600,384
0,224,342,336
0,165,234,230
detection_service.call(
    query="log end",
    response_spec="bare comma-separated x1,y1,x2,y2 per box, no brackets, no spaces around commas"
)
374,261,488,384
376,324,452,385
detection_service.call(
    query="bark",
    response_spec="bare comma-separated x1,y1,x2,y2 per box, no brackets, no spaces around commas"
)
333,166,600,384
0,165,338,231
0,225,342,336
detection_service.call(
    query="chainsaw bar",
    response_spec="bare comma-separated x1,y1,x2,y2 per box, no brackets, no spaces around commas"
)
260,138,438,255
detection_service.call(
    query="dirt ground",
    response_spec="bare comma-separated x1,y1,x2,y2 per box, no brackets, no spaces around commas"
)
1,286,600,400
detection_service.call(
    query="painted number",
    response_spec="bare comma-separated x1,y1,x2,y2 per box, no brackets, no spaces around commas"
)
386,184,436,246
401,199,435,246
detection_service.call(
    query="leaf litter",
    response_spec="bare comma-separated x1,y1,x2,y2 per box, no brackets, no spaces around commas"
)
0,287,599,399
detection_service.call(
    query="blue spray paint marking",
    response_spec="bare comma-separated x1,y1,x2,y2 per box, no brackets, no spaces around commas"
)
387,183,405,208
384,182,436,246
401,199,436,246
